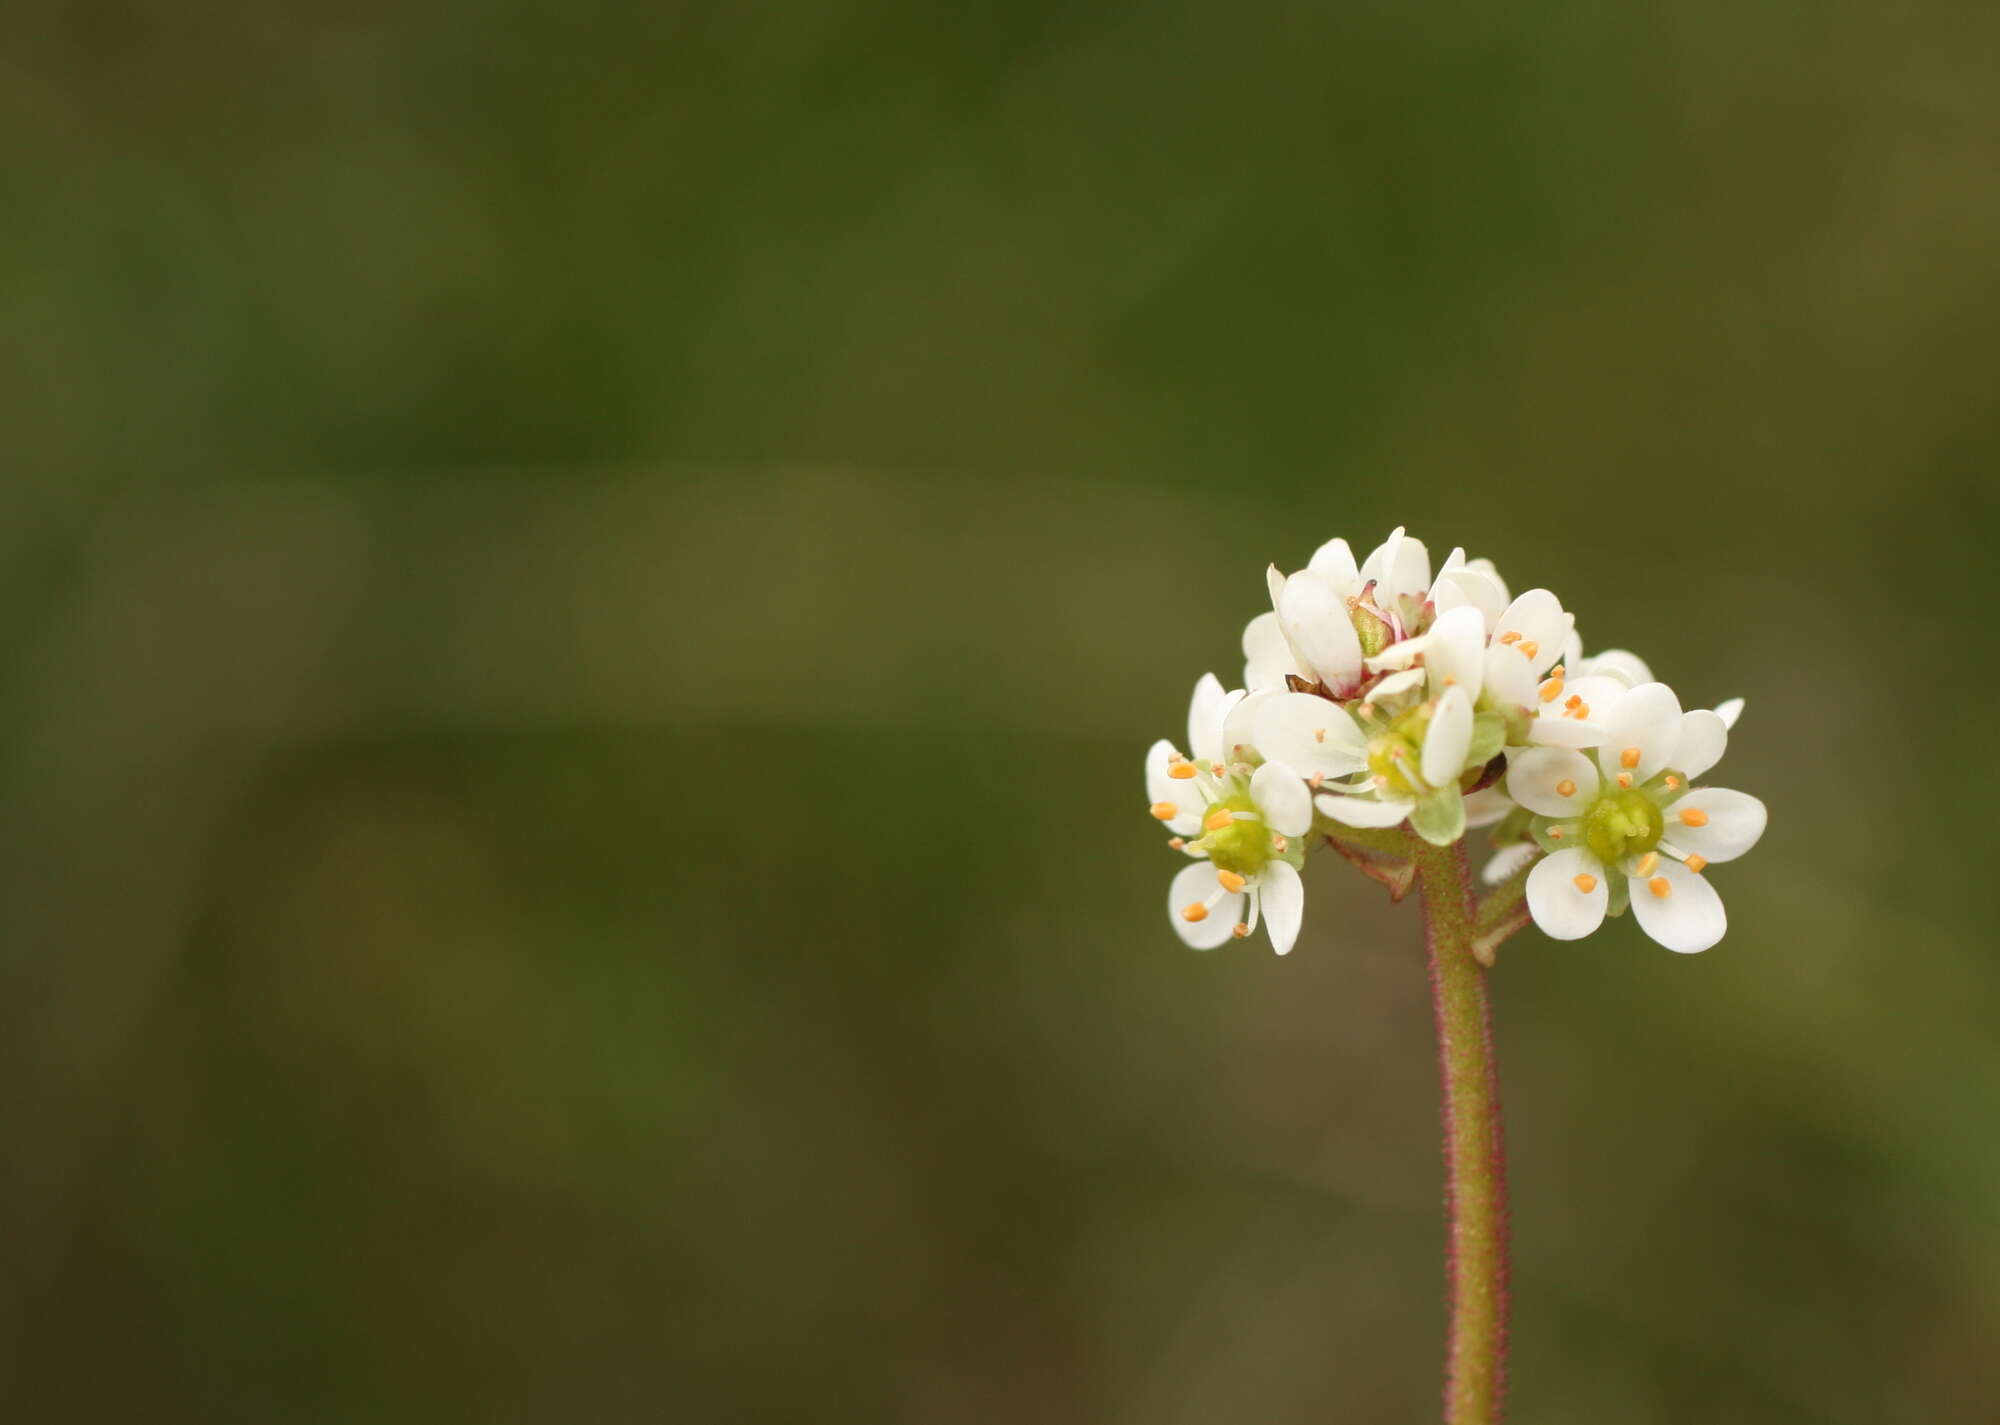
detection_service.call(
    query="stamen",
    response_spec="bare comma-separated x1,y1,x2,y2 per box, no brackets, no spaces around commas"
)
1539,679,1565,703
1231,922,1251,938
1548,826,1566,838
1167,837,1186,850
1271,835,1288,852
1635,851,1659,876
1619,746,1641,769
1663,775,1681,789
1210,762,1226,777
1150,801,1180,820
1518,641,1539,660
1308,771,1325,791
1684,854,1708,873
1570,700,1591,719
1216,870,1247,893
1616,772,1633,789
1168,762,1197,780
1648,876,1672,899
1678,807,1710,827
1203,810,1233,831
1555,778,1577,798
1564,694,1583,710
1498,631,1521,645
1573,873,1598,894
1357,701,1376,719
1181,903,1210,923
1313,727,1326,742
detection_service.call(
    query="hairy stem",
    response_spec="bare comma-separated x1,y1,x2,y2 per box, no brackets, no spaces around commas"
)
1413,837,1510,1424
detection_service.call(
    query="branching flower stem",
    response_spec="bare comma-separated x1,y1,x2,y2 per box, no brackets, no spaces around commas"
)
1412,836,1514,1425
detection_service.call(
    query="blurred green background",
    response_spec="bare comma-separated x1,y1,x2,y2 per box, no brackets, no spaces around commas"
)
3,2,1997,1420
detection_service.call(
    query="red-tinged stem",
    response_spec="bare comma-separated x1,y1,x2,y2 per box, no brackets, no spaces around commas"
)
1413,836,1511,1424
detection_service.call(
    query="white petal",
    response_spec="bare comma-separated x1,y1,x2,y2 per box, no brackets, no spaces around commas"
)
1168,862,1244,950
1259,860,1304,955
1221,688,1275,765
1481,842,1538,886
1493,589,1572,675
1314,792,1414,828
1243,612,1305,692
1425,605,1487,700
1581,648,1653,687
1379,530,1431,605
1188,674,1228,766
1505,745,1600,817
1421,685,1474,788
1463,786,1514,828
1279,571,1364,693
1253,692,1369,780
1356,526,1399,590
1558,628,1584,674
1432,567,1508,632
1627,859,1726,953
1306,537,1360,598
1365,633,1427,673
1661,788,1766,863
1481,642,1537,710
1367,668,1426,699
1674,710,1729,781
1266,563,1288,612
1526,847,1609,940
1251,761,1314,837
1596,682,1683,784
1526,674,1628,747
1467,556,1509,602
1146,738,1204,833
1715,697,1745,730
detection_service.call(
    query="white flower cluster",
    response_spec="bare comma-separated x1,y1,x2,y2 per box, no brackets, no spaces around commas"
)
1144,528,1766,957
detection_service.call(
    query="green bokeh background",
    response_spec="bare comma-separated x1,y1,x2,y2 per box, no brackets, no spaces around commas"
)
4,4,1997,1420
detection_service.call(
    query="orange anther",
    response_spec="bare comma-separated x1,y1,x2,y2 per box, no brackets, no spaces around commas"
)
1616,772,1633,789
1498,631,1522,645
1150,801,1179,820
1518,641,1539,660
1313,727,1326,742
1619,746,1641,769
1539,679,1565,703
1678,807,1710,827
1216,870,1247,893
1204,810,1233,831
1635,852,1659,876
1648,876,1672,899
1684,854,1708,873
1573,873,1598,894
1168,762,1197,780
1181,903,1210,923
1555,778,1577,798
1231,922,1251,938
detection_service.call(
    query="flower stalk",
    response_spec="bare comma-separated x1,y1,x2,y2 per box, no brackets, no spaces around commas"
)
1414,836,1510,1425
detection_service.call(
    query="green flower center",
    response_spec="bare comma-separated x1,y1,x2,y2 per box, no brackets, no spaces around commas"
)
1193,793,1274,877
1584,789,1665,866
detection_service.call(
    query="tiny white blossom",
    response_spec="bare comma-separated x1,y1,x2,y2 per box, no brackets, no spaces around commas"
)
1511,684,1766,953
1145,676,1314,953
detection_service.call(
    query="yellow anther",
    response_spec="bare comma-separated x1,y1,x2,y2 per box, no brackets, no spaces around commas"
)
1150,801,1180,820
1678,807,1710,827
1168,762,1197,780
1204,810,1233,831
1572,873,1598,894
1648,876,1672,899
1231,922,1251,938
1518,641,1539,660
1539,679,1565,703
1619,746,1641,769
1635,851,1659,876
1684,854,1708,873
1216,869,1247,893
1181,903,1210,923
1555,778,1577,798
1498,631,1522,645
1616,772,1633,789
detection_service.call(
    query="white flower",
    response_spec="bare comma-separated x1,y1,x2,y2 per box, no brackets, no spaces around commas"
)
1509,683,1766,953
1312,683,1483,845
1145,675,1315,953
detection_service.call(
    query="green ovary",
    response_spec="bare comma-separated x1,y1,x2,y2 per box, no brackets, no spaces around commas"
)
1583,789,1664,866
1194,793,1275,877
